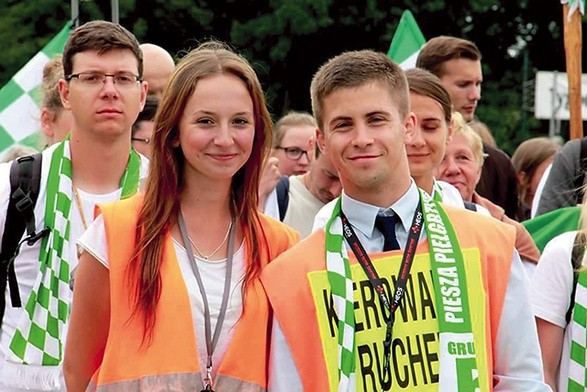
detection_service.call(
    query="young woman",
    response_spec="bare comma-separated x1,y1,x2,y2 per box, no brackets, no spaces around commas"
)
511,137,561,220
405,68,464,206
63,41,299,391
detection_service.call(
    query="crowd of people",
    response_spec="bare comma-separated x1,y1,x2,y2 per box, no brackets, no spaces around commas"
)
0,17,584,392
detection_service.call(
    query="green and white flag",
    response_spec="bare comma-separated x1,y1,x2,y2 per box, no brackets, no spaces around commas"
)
562,0,585,19
387,10,426,70
0,22,71,155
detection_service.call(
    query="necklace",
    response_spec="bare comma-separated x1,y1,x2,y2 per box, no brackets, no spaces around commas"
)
72,185,89,230
188,220,233,260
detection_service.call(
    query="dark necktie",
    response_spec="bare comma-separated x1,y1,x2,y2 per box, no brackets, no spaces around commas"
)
374,214,401,251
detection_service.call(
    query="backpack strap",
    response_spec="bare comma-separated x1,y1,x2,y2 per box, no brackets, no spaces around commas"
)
275,176,290,222
463,201,477,212
566,230,586,324
0,153,45,327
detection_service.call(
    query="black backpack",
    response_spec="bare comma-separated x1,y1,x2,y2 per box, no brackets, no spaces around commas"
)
572,137,587,205
0,153,48,327
566,231,587,324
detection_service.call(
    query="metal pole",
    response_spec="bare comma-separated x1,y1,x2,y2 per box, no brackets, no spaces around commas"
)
111,0,119,24
520,47,529,140
550,72,557,138
71,0,79,27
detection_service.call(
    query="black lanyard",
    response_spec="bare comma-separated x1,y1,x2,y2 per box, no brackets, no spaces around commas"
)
178,212,236,392
340,202,423,385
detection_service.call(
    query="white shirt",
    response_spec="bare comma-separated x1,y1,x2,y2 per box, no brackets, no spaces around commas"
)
531,163,552,219
270,181,549,391
530,230,578,392
282,175,326,239
78,214,246,383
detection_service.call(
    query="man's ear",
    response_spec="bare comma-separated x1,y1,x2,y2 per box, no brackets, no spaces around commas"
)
316,128,327,156
404,111,417,142
58,79,71,109
139,81,148,111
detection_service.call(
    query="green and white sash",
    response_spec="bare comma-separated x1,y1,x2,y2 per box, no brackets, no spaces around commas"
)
324,190,481,391
3,139,140,390
568,270,587,390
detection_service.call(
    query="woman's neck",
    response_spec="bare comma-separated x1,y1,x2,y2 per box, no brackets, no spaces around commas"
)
413,175,434,195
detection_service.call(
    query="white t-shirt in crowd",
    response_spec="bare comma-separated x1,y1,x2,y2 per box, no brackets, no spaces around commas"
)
530,230,579,392
78,214,246,383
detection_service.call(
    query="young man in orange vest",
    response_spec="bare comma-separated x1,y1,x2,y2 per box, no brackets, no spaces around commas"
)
261,50,549,391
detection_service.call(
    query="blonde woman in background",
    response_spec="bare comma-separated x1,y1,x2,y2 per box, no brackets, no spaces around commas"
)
436,113,541,275
39,55,73,146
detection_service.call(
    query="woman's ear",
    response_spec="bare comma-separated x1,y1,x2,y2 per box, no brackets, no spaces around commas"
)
517,171,528,187
40,108,55,138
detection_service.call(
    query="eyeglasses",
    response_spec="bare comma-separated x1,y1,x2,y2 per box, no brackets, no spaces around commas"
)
132,137,150,144
65,72,141,89
276,146,310,161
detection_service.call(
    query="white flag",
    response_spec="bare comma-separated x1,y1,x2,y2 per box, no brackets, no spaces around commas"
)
0,22,71,155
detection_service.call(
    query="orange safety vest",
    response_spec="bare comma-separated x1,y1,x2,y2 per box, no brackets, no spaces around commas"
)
262,205,515,391
88,194,299,391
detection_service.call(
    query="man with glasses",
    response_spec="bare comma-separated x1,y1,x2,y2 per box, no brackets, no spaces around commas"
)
0,20,148,391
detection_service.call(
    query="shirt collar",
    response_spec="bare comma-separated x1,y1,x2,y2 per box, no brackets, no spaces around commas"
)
340,179,420,238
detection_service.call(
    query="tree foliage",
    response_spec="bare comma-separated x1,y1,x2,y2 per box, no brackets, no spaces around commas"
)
0,0,582,153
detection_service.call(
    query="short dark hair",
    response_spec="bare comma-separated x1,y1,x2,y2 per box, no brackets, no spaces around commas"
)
311,50,409,130
416,36,481,78
62,20,143,78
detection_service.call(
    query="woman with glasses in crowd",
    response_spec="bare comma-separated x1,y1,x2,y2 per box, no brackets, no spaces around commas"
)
259,111,317,215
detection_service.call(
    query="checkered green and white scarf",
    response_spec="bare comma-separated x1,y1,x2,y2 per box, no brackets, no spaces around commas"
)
568,270,587,390
3,139,140,390
324,197,355,391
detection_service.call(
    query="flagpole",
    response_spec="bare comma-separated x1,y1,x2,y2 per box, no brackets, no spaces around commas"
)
111,0,119,24
563,3,583,140
71,0,79,27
